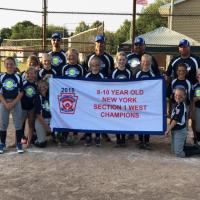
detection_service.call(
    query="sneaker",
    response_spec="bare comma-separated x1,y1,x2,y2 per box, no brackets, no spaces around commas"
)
144,142,152,150
95,137,101,147
16,143,24,154
120,138,126,147
34,141,47,148
0,143,5,154
102,134,112,142
137,141,145,149
115,139,121,147
85,136,92,147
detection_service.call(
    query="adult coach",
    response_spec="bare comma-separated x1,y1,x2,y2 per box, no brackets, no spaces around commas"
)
127,37,160,76
48,32,67,76
84,34,114,78
166,39,200,85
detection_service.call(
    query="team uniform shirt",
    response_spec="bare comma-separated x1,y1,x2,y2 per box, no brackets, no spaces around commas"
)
135,70,155,79
85,72,104,79
111,68,132,79
127,53,160,76
171,102,186,131
48,50,67,76
192,83,200,108
35,94,51,119
167,78,192,105
166,55,200,84
85,52,114,78
62,63,84,78
0,73,23,99
37,68,57,80
21,80,37,110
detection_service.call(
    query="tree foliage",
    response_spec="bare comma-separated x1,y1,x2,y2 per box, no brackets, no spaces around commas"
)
0,28,12,39
136,0,168,35
74,21,89,35
10,21,41,39
47,24,69,38
90,21,103,29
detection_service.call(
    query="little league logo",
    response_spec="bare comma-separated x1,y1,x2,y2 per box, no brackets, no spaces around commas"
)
58,93,78,114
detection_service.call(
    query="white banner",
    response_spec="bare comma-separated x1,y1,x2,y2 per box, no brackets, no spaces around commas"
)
49,77,166,134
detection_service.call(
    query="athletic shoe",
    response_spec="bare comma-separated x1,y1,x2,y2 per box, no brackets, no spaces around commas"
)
0,143,5,154
144,142,152,150
95,137,101,147
137,141,145,149
102,134,112,142
120,138,126,147
16,143,24,154
85,136,92,147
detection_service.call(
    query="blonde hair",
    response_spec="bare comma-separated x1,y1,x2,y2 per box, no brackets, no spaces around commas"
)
115,51,127,61
66,48,79,56
141,54,152,64
41,53,51,63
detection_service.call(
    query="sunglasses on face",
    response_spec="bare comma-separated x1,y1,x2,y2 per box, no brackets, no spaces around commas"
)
52,38,61,42
134,43,143,46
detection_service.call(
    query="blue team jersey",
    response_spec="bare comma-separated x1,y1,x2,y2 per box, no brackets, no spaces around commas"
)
85,52,114,78
0,73,23,99
37,68,57,80
85,72,104,79
127,52,160,76
112,68,132,79
171,102,186,130
166,55,200,84
35,94,51,119
21,80,37,110
135,70,155,79
48,50,67,76
62,63,84,78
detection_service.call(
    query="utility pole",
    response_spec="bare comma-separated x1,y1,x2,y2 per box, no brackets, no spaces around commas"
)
42,0,47,52
131,0,137,52
169,0,174,30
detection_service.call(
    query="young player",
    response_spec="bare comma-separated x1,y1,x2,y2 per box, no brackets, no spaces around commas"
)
34,80,52,147
135,54,156,149
85,56,104,146
21,67,37,147
192,69,200,145
62,48,84,78
112,51,132,147
0,57,24,153
38,53,57,81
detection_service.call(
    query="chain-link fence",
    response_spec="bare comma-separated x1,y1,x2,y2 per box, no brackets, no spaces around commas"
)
1,0,200,71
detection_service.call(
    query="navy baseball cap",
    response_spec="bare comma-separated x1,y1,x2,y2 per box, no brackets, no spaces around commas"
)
134,37,145,45
179,39,190,47
95,35,105,42
51,32,62,40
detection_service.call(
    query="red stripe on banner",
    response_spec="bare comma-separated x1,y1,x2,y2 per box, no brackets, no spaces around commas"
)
136,0,148,5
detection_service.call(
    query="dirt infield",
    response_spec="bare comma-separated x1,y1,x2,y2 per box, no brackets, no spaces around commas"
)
0,121,200,200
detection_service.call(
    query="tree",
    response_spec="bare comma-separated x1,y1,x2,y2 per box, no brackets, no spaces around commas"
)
47,24,69,38
90,21,103,29
0,28,12,39
74,21,89,34
105,20,131,55
11,21,41,39
136,0,168,35
104,31,116,55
